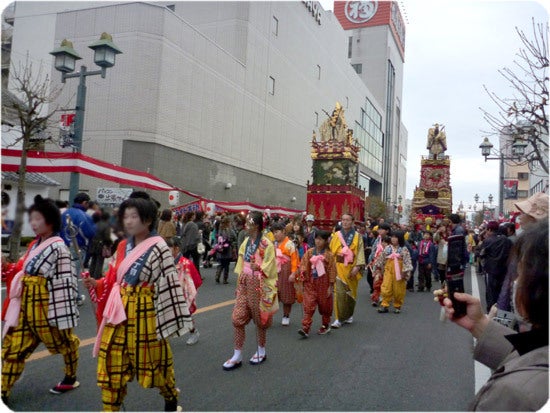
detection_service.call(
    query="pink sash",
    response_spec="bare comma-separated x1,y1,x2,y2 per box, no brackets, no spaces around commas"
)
93,236,164,357
2,236,64,338
388,251,403,280
336,231,354,266
275,248,290,272
309,254,326,277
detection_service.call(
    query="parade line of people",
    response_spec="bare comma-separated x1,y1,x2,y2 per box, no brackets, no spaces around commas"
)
1,191,548,411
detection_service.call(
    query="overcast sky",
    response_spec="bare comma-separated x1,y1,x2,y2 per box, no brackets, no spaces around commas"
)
320,0,548,213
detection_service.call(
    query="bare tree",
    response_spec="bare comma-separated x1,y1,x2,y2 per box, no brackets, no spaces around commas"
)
4,57,61,261
480,18,549,174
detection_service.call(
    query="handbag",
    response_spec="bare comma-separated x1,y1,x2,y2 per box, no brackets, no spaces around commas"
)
197,242,205,255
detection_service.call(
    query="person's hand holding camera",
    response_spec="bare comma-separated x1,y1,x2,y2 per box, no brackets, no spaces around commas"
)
442,292,489,339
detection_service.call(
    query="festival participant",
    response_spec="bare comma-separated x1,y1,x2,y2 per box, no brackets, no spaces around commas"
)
167,238,202,345
82,193,193,411
329,213,366,328
376,230,413,314
272,222,300,326
368,222,391,306
222,211,278,370
294,230,337,337
2,196,80,404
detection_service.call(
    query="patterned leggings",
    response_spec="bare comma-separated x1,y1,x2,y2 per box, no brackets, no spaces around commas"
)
1,277,80,397
232,273,272,349
97,286,179,411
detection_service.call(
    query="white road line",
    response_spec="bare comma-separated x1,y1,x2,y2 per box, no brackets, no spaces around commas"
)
471,266,492,393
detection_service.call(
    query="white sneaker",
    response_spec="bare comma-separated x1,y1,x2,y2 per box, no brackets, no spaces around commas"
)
186,331,200,345
344,316,354,324
331,319,342,329
281,317,290,326
76,295,85,306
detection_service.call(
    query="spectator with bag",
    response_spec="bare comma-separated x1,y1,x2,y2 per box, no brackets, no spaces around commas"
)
212,216,237,284
181,211,202,278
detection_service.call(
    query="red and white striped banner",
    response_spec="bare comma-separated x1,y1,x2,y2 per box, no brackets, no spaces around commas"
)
1,149,199,196
2,149,303,216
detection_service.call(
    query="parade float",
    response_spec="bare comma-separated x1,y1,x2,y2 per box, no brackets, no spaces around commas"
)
306,102,365,230
410,124,453,230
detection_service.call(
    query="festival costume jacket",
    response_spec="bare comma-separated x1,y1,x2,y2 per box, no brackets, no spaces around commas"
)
3,237,79,331
329,229,366,282
234,235,278,315
93,236,192,340
297,248,337,284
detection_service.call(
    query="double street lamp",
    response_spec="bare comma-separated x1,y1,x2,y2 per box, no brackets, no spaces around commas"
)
479,133,528,216
50,33,122,203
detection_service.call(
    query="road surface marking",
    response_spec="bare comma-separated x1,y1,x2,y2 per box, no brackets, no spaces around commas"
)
26,299,236,362
471,267,491,394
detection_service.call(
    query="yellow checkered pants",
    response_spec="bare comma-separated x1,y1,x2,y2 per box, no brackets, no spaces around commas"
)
97,286,178,411
1,276,80,397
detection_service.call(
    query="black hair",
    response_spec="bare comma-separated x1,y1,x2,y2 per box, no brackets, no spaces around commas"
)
28,195,61,233
315,229,330,241
160,209,173,221
248,211,264,232
378,222,391,232
271,222,286,232
381,235,392,244
118,194,158,232
449,213,461,224
391,230,406,247
513,219,548,329
73,192,90,205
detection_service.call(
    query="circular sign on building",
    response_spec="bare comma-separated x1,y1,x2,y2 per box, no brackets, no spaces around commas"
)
344,1,378,24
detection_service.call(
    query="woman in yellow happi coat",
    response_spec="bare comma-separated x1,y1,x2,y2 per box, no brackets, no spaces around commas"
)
329,213,365,328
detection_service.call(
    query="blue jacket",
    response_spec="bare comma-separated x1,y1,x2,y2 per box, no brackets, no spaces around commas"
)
418,239,436,267
61,204,96,248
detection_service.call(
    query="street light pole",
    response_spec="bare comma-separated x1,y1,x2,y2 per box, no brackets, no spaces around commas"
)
63,65,106,203
50,33,121,203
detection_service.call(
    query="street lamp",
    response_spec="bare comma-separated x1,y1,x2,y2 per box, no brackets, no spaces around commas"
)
478,134,528,217
50,33,122,203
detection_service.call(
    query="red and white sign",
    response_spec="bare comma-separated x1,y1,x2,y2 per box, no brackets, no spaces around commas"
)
334,1,405,59
60,113,75,129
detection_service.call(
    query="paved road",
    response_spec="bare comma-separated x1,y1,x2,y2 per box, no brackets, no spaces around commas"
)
3,265,483,411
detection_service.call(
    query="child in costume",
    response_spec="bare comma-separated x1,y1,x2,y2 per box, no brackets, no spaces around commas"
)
294,230,337,337
2,196,80,404
83,193,193,411
167,237,202,345
222,211,278,370
272,222,300,326
376,230,413,314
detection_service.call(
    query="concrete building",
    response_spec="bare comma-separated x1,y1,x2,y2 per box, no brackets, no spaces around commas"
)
5,1,408,212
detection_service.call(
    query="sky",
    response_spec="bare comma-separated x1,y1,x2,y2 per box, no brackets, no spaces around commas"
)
319,0,548,213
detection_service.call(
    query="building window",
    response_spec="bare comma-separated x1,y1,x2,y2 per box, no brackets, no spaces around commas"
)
316,64,321,80
517,172,529,180
348,36,353,58
272,16,278,36
517,190,529,198
315,111,319,127
352,63,362,74
268,76,275,95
